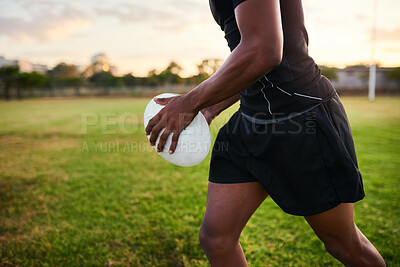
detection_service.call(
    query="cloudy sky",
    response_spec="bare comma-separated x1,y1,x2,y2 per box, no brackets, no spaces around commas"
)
1,0,399,77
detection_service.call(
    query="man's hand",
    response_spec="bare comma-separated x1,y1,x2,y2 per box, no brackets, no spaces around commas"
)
145,94,197,154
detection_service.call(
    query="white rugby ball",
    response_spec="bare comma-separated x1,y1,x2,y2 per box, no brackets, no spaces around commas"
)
144,93,211,167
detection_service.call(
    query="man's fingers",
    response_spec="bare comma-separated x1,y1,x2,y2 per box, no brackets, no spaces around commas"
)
149,123,164,146
157,128,172,152
145,114,160,135
169,131,180,154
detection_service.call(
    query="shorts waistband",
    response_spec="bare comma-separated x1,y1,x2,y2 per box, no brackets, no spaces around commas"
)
240,103,321,125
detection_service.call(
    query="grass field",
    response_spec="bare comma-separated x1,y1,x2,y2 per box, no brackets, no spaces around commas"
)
0,96,399,266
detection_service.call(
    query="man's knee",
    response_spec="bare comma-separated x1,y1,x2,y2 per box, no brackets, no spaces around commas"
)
322,234,364,264
199,226,238,252
323,238,350,260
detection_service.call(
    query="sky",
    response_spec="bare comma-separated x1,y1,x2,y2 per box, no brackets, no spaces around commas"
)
1,0,399,77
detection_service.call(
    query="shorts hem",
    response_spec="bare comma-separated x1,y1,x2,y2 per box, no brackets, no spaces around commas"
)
208,177,258,184
280,195,365,216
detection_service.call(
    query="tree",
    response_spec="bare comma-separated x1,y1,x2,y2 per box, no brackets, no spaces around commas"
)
188,59,224,84
165,61,182,75
320,66,338,81
158,61,183,86
84,53,112,78
122,73,137,87
147,69,160,86
0,66,19,100
64,77,85,96
50,63,80,80
386,67,400,82
197,59,223,79
18,72,50,98
88,71,121,94
49,63,82,95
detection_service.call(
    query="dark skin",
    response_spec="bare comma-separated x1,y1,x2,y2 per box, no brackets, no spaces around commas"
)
200,94,241,125
145,0,386,265
150,93,240,153
145,0,283,153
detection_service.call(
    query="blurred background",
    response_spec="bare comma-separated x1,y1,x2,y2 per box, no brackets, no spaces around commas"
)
0,0,399,98
0,0,399,266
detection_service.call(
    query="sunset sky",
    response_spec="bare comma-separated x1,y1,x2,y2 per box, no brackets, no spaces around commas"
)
1,0,400,77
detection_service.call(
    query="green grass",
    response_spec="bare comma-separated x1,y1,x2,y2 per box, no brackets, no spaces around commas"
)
0,97,399,266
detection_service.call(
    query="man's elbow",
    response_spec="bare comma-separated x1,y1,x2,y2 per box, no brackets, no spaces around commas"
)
259,44,283,70
250,47,282,78
239,37,283,77
269,48,283,68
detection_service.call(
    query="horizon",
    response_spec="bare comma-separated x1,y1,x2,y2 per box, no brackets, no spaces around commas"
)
1,53,398,79
1,0,400,77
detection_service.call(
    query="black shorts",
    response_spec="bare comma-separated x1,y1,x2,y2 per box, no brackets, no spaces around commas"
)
209,93,365,216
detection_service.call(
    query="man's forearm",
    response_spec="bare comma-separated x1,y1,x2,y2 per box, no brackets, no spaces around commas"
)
200,93,240,124
204,93,240,117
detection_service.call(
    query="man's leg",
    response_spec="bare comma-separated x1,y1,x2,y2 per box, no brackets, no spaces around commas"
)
305,203,386,267
199,181,268,267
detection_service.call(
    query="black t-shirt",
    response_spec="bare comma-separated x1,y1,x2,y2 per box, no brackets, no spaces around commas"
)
209,0,336,119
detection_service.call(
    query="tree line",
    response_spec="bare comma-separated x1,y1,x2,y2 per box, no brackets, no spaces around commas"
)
0,59,223,100
1,60,399,100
